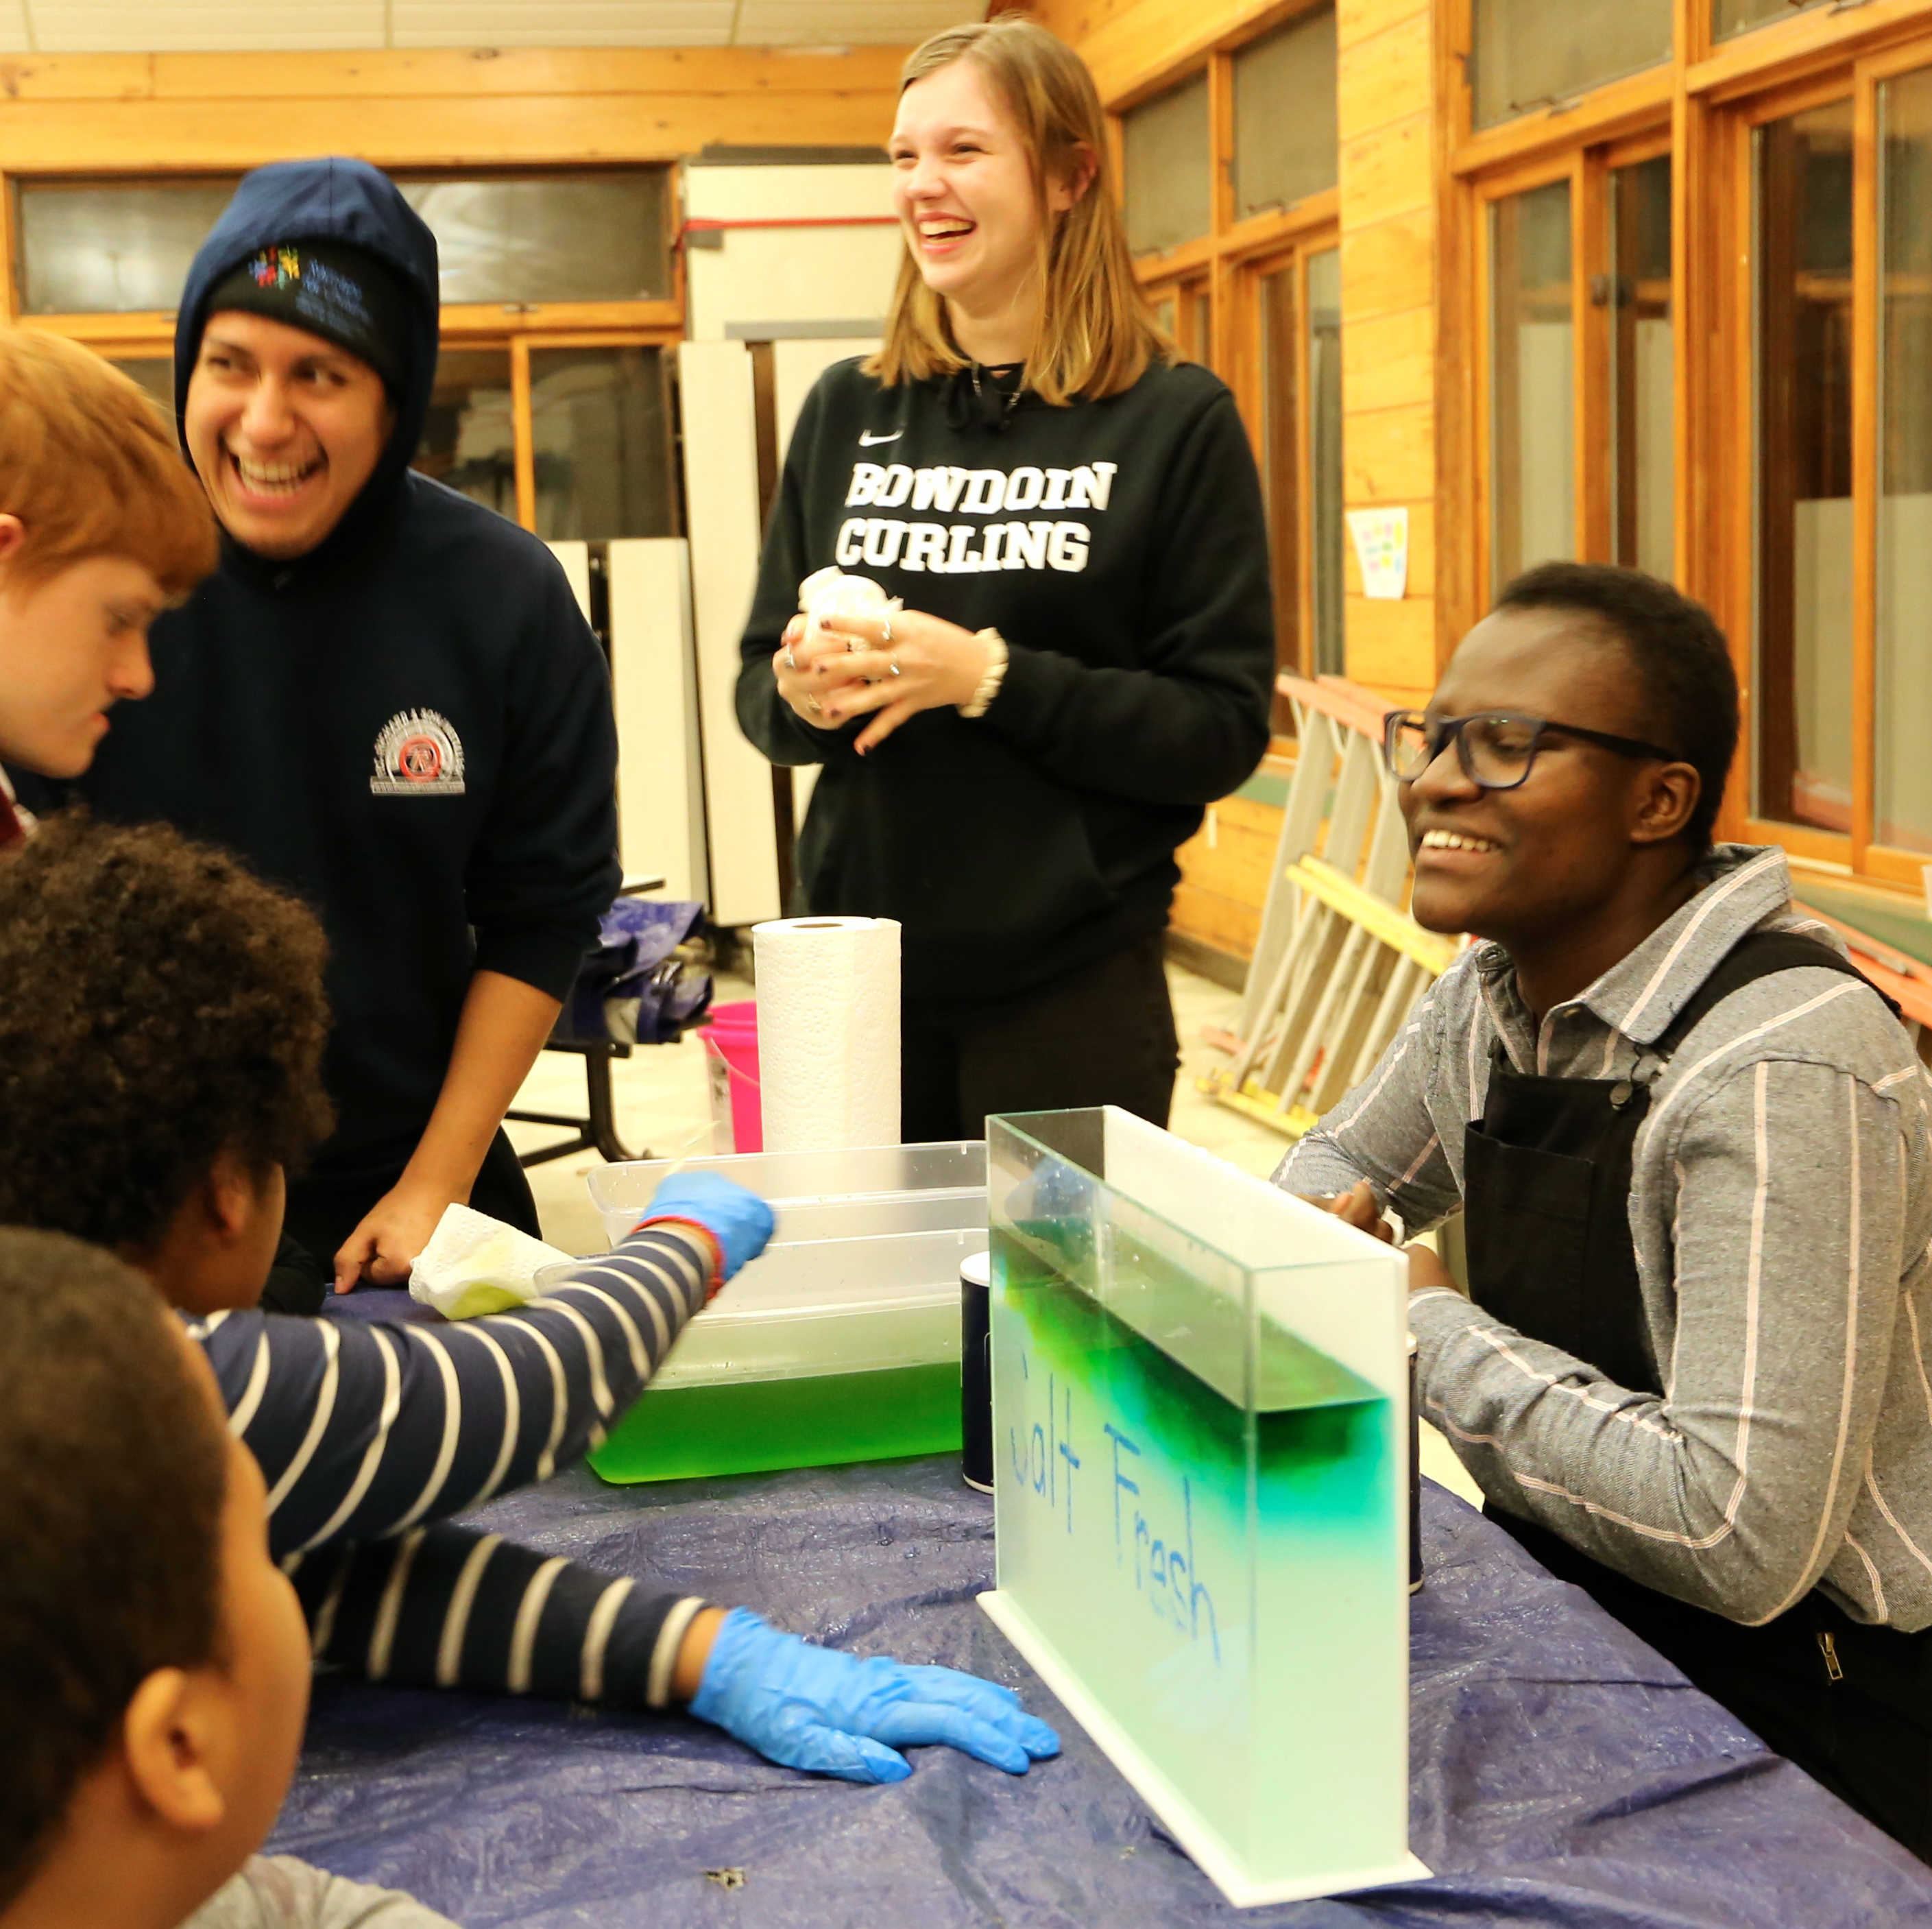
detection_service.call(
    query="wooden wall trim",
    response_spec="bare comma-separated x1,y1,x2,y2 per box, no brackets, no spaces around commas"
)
0,46,905,172
1450,65,1673,178
1434,0,1475,662
0,46,908,102
1338,0,1440,700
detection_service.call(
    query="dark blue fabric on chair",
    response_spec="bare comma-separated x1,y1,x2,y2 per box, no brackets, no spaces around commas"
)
555,898,710,1045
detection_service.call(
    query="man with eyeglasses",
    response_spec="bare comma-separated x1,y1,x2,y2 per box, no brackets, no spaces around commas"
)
1279,561,1932,1860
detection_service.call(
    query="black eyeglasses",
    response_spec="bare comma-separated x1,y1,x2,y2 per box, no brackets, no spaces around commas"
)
1383,711,1680,791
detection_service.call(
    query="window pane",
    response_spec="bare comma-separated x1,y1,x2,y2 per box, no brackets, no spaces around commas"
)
1752,101,1853,834
1715,0,1830,39
16,179,237,314
1233,7,1338,222
1471,0,1671,130
1259,263,1301,720
1876,69,1932,854
398,173,669,306
1490,180,1575,586
1124,73,1211,255
1307,248,1344,680
529,346,675,542
1192,287,1213,366
413,348,517,523
1607,155,1674,579
15,169,671,317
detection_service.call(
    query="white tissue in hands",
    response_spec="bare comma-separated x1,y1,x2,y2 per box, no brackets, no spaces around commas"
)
798,567,899,654
409,1204,575,1320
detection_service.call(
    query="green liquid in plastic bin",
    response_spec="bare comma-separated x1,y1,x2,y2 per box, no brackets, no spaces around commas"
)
588,1360,963,1484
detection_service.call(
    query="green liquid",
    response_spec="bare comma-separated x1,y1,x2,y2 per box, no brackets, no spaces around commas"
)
587,1361,963,1485
993,1234,1405,1884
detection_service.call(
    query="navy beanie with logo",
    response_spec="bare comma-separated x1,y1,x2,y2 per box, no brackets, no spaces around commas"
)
204,238,411,394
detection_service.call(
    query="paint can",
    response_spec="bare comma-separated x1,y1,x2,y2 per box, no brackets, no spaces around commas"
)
961,1250,993,1493
1408,1331,1423,1593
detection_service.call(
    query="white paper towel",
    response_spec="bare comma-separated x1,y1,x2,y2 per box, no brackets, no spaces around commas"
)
797,566,899,651
409,1204,575,1321
751,915,900,1153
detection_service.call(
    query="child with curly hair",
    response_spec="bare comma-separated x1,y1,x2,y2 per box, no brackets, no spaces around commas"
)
0,813,1059,1815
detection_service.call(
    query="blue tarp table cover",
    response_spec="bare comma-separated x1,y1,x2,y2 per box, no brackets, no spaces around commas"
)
274,1291,1932,1928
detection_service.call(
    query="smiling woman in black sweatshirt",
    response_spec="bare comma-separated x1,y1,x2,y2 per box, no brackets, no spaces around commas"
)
737,16,1275,1142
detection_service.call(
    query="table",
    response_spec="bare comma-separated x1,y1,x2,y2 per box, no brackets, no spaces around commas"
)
267,1335,1932,1928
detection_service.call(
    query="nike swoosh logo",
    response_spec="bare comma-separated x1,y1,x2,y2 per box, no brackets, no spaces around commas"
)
859,430,904,446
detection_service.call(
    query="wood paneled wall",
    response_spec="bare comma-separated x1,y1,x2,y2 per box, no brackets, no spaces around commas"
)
1335,0,1438,706
0,47,906,171
1032,0,1445,704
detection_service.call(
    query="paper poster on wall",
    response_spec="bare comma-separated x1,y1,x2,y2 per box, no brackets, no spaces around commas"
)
1346,506,1410,601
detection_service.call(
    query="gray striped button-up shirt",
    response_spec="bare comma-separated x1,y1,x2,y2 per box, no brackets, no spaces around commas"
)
1277,843,1932,1631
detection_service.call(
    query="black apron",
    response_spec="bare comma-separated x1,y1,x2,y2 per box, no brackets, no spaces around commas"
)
1464,930,1932,1860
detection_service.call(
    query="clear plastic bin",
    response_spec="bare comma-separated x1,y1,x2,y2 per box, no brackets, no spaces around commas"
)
585,1142,987,1484
587,1142,985,1247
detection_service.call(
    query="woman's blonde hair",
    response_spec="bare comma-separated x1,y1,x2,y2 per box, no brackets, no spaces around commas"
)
866,16,1167,405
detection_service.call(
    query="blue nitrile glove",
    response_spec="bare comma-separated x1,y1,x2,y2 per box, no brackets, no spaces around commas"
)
633,1173,774,1281
688,1607,1061,1784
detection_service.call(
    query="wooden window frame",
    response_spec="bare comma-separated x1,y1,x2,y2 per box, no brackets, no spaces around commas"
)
72,318,684,541
1229,235,1343,695
3,162,684,329
1116,0,1340,391
1719,69,1860,871
1469,128,1677,601
1471,151,1588,604
1445,0,1932,865
1717,42,1932,887
8,163,687,544
510,328,685,534
1111,1,1342,724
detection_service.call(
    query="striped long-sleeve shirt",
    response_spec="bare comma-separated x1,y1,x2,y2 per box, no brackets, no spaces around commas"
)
187,1223,715,1710
1277,843,1932,1631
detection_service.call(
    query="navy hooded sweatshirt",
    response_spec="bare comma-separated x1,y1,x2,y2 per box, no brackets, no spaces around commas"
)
48,160,620,1207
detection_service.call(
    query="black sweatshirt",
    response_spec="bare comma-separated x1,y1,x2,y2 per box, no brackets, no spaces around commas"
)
736,355,1274,1003
45,162,620,1192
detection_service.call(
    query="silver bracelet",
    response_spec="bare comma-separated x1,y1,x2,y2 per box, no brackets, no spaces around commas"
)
958,628,1009,719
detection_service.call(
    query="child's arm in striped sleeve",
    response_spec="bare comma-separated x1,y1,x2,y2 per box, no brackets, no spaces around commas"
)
288,1522,711,1713
189,1211,757,1563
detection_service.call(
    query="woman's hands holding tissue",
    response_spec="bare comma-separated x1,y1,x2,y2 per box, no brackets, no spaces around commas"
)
775,608,996,754
686,1607,1061,1784
634,1172,775,1295
773,617,871,734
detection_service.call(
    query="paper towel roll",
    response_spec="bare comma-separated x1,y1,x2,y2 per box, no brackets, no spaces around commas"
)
751,916,900,1153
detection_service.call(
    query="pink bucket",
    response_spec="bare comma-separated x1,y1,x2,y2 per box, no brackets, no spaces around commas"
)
701,1001,762,1154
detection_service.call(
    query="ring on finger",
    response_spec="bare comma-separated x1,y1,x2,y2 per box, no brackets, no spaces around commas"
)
882,612,894,647
806,694,823,715
888,653,902,677
782,647,797,671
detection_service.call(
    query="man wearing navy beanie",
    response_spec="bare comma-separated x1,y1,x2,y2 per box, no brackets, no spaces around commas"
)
40,158,620,1302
